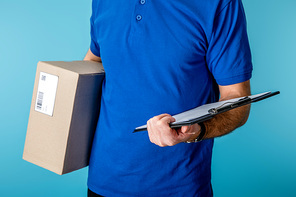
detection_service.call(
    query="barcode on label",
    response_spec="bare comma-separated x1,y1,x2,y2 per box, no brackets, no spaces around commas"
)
41,75,46,81
36,91,44,109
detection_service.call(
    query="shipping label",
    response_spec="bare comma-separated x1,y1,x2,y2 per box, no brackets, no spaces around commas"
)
34,72,59,116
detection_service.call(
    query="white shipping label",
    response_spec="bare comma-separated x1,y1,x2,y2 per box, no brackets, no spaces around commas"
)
34,72,59,116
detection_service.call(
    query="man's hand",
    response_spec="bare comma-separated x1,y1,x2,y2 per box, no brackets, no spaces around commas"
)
147,114,201,147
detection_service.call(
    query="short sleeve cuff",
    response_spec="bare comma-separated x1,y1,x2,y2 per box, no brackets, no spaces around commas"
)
90,40,101,57
215,69,253,86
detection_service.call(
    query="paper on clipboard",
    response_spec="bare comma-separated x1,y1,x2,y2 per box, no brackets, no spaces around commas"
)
134,91,279,132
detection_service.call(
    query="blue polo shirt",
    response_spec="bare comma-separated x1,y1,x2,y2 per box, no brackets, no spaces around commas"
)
88,0,252,196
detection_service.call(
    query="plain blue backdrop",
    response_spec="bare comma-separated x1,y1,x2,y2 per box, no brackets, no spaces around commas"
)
0,0,295,196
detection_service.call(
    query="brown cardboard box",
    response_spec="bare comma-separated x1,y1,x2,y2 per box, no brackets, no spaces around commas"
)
23,61,105,175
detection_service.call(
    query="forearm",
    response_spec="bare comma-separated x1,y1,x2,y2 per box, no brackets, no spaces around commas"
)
202,81,251,139
203,103,250,139
84,48,101,62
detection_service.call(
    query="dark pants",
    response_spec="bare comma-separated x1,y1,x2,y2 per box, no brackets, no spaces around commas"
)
88,189,104,197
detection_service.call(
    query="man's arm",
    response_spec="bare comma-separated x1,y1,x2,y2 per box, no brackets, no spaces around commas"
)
84,48,101,62
147,80,251,147
201,80,251,140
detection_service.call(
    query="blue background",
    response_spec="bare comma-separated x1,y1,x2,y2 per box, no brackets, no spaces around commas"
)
0,0,295,196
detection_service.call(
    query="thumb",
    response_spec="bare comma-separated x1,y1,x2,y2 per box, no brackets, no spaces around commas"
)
160,115,176,124
170,116,176,123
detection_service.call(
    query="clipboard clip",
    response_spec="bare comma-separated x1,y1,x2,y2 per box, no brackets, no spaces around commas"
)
208,96,251,115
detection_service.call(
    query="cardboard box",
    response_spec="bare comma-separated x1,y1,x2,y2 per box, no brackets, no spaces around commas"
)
23,61,105,175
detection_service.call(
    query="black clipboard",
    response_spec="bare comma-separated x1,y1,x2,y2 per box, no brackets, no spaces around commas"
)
133,91,280,132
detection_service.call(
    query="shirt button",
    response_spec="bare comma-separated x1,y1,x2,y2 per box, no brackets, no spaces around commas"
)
136,14,142,21
140,0,146,5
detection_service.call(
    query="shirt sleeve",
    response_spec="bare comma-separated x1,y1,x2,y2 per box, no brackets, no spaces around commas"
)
90,0,100,57
206,0,252,86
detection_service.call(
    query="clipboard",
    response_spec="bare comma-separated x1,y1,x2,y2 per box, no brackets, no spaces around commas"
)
134,91,280,132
